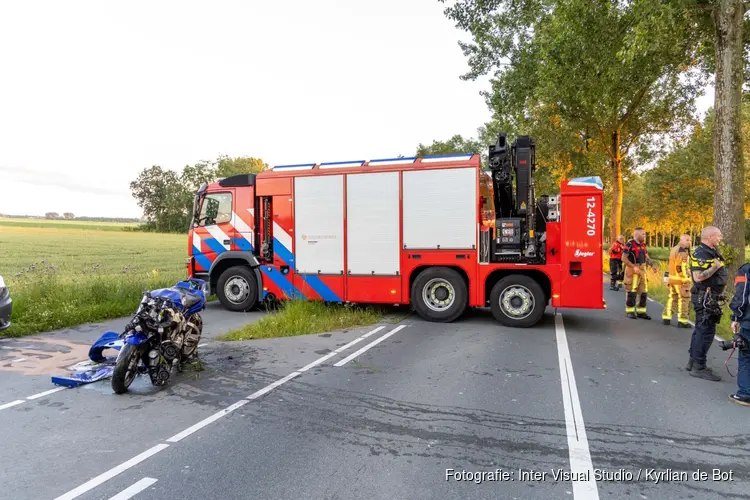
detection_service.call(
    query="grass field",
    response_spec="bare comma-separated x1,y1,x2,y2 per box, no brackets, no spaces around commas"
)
0,222,186,337
0,217,139,232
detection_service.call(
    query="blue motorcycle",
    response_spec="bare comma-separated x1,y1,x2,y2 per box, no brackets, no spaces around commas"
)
111,278,207,394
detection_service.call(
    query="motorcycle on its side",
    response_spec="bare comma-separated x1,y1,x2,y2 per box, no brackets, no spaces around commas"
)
111,278,207,394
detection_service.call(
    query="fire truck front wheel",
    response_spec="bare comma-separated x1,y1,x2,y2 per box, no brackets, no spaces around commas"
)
490,275,545,328
411,267,468,323
217,266,258,312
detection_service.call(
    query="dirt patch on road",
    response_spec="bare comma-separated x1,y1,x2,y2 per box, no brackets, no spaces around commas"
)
0,337,99,376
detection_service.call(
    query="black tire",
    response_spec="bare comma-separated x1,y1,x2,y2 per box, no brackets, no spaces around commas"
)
112,343,141,394
216,266,258,312
181,312,202,362
410,267,468,323
489,275,546,328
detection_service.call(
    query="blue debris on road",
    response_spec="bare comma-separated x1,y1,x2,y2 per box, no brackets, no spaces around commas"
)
51,331,123,388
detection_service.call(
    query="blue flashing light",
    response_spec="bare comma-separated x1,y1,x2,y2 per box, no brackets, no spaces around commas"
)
368,157,417,163
319,160,365,166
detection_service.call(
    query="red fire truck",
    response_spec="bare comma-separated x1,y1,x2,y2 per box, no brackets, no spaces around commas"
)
187,133,605,328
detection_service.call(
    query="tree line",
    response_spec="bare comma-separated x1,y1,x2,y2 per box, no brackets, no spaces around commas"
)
432,0,749,274
129,155,268,233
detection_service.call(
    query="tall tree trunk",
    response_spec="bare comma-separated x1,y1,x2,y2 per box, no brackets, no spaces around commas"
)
713,0,745,278
609,132,623,243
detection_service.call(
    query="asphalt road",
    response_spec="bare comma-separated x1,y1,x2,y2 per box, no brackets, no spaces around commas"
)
1,285,749,500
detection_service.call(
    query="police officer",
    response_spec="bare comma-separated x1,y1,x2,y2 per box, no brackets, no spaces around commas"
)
728,262,750,406
622,227,657,319
609,235,625,290
687,226,728,381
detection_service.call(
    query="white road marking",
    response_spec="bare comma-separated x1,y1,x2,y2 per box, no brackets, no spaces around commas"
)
334,325,406,367
0,400,25,410
247,371,301,399
333,326,385,353
554,313,600,500
197,343,208,348
108,477,158,500
166,399,250,443
298,326,387,373
51,322,408,498
10,358,26,363
27,387,66,400
53,444,169,500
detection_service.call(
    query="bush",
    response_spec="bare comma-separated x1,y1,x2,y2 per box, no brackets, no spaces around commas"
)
2,266,184,337
218,299,384,341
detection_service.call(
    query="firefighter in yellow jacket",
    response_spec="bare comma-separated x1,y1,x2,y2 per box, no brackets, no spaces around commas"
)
662,234,692,328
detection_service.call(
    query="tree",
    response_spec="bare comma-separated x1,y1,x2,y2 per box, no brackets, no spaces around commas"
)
442,0,705,243
622,0,749,274
45,212,59,219
129,166,191,232
712,0,746,272
63,212,74,220
416,134,484,160
216,155,268,178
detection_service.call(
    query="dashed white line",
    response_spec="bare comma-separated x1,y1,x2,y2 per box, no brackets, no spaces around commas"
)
27,387,67,400
53,444,169,500
248,371,301,399
298,326,387,373
197,343,208,348
0,400,24,410
332,326,385,353
108,477,158,500
166,399,250,443
10,358,26,363
54,323,405,499
334,325,407,367
554,313,600,500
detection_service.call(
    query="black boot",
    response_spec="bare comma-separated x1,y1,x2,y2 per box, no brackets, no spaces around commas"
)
662,319,670,325
690,363,721,381
627,313,637,319
677,322,690,329
637,313,652,320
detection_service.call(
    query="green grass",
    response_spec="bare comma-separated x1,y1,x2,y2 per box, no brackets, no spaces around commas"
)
0,224,187,337
218,300,384,341
0,217,138,232
604,253,733,340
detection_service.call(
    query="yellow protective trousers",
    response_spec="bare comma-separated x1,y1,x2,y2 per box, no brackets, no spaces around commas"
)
662,280,691,325
623,266,647,314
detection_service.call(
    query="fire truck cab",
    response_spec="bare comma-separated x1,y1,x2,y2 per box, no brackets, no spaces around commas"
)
187,133,605,328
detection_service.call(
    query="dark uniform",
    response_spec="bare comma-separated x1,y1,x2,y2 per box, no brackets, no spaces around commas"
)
622,238,651,319
728,263,750,405
687,243,728,379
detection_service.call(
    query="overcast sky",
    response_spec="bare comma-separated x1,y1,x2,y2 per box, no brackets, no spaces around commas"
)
0,0,714,219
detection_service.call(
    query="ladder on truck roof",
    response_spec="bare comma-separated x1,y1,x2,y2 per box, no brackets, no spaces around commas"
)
267,153,478,172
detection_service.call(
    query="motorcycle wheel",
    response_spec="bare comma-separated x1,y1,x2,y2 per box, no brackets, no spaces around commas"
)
112,343,141,394
181,313,203,362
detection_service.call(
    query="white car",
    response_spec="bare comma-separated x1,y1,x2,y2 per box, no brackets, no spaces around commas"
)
0,275,11,331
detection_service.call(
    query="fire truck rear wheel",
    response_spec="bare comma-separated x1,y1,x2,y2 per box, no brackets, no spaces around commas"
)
411,267,468,323
490,275,545,328
217,266,258,312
